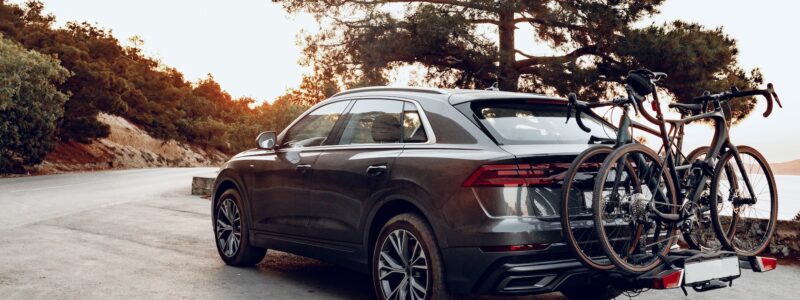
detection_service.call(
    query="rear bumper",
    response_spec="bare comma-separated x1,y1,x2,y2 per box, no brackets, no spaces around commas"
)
442,243,598,295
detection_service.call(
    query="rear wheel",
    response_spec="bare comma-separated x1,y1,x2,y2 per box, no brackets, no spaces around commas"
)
372,213,449,300
710,146,777,256
561,145,615,270
681,146,724,251
213,189,266,266
593,144,678,274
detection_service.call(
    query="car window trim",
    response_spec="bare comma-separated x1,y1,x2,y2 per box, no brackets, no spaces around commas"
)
283,96,436,151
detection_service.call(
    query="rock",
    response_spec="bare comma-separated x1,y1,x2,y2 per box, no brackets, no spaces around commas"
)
192,176,215,196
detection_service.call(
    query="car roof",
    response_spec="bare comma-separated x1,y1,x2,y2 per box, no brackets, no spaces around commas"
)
328,86,566,105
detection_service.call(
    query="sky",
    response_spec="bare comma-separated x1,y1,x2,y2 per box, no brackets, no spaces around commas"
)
11,0,800,163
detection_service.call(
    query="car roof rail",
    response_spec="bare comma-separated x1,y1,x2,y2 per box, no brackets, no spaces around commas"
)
332,86,449,97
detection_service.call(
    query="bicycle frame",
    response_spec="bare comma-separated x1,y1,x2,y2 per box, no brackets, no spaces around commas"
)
642,95,758,224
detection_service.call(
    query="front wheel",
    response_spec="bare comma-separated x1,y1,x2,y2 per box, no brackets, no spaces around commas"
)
372,213,449,300
213,189,267,266
561,145,615,271
709,146,778,256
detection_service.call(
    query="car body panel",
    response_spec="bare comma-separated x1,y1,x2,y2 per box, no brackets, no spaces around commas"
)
306,145,404,243
212,87,620,295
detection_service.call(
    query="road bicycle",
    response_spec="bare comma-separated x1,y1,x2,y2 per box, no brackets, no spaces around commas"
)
560,70,717,270
591,71,781,273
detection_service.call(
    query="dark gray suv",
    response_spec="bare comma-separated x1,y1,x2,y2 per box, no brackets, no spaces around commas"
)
212,87,620,299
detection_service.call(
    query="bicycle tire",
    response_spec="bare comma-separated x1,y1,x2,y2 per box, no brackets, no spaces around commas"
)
709,146,778,256
561,145,615,270
593,143,678,274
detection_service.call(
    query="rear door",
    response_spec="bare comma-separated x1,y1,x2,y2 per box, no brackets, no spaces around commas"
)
305,99,426,243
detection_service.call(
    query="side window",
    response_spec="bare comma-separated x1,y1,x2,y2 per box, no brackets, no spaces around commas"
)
339,100,404,144
283,101,350,148
402,102,428,143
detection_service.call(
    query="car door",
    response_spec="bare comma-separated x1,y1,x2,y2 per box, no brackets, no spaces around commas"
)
249,100,350,236
306,99,429,243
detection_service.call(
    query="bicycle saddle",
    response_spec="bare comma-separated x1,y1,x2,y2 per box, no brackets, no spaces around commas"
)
668,102,703,114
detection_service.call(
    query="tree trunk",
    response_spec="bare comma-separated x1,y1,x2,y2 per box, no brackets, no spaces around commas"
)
497,6,519,91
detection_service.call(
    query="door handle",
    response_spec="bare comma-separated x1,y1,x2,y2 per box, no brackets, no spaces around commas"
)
296,164,312,174
366,164,388,176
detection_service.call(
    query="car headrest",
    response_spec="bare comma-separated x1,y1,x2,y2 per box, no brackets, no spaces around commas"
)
371,113,401,143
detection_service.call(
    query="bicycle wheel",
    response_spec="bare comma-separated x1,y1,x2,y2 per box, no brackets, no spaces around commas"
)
593,144,678,274
681,146,724,251
709,146,778,256
561,145,615,270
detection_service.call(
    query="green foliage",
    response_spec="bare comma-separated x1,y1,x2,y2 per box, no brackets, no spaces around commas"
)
0,34,70,172
276,0,763,120
0,0,315,163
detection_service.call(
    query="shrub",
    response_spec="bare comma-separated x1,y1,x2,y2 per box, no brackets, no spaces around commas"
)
0,35,70,173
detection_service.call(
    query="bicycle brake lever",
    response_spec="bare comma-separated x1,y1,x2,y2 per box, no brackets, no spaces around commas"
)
566,92,576,124
768,83,782,108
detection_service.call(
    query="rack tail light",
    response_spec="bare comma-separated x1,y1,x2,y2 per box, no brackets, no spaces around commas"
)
652,269,684,289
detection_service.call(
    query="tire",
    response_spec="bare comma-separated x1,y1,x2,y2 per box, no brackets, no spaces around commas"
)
213,188,267,266
561,145,615,271
372,213,450,300
709,146,778,256
680,146,724,251
561,285,622,300
593,143,678,274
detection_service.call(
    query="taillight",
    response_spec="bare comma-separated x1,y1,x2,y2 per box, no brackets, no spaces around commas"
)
462,163,569,187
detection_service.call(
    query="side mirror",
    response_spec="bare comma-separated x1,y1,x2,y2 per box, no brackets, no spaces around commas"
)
256,131,277,150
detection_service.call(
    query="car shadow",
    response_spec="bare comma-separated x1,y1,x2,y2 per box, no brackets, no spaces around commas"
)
257,251,374,299
256,251,566,300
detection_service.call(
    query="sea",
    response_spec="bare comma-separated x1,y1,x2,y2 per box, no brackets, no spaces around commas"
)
777,175,800,220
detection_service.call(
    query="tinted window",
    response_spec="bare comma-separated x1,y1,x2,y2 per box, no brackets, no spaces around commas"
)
339,100,403,144
471,101,616,145
283,101,350,148
402,102,427,143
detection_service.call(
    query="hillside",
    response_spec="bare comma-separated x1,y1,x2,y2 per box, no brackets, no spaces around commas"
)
772,160,800,176
26,113,227,175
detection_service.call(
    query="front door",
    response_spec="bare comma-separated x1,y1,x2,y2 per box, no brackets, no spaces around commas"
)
249,100,350,237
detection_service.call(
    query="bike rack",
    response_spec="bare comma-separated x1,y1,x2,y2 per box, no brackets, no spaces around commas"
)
604,249,777,295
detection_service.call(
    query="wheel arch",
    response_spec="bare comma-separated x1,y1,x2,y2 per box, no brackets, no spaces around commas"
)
364,194,445,263
212,170,253,226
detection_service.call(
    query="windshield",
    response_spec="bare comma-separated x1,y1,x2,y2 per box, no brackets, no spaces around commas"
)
469,100,616,145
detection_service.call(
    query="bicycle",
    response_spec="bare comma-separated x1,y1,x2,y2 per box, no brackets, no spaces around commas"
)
591,71,781,273
560,70,717,270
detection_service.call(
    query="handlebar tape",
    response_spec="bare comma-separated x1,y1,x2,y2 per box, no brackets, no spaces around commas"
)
691,85,779,118
567,93,592,133
575,108,591,132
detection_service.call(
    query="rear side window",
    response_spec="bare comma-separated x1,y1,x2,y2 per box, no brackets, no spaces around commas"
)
470,101,616,145
337,100,429,145
339,100,404,144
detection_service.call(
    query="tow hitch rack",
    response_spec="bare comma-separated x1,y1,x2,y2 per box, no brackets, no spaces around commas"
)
603,249,777,295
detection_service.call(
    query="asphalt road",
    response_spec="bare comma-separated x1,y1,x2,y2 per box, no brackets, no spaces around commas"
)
0,168,796,299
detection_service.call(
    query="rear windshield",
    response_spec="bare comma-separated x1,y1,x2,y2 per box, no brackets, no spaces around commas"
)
468,100,616,145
